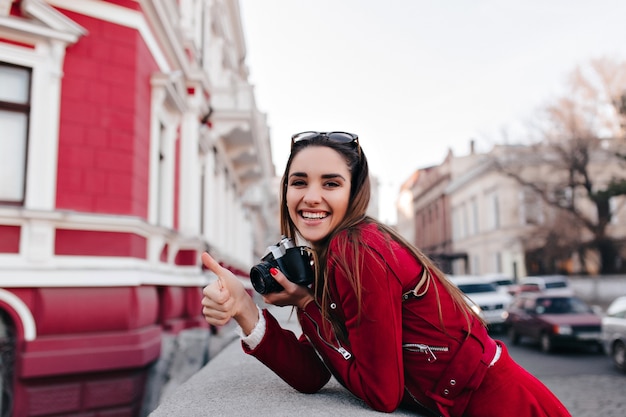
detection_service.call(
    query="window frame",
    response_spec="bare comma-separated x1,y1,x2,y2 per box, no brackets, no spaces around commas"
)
0,62,32,206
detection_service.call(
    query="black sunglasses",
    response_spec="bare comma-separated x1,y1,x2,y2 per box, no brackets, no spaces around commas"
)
291,131,359,150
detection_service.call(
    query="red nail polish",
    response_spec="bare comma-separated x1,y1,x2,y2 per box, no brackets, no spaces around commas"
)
269,267,278,276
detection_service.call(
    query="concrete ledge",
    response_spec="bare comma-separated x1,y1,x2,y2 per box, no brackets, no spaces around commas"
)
149,277,626,416
149,305,419,416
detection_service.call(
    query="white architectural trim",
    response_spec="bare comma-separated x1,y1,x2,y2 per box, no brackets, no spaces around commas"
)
47,0,170,71
0,14,83,43
178,111,201,235
0,268,213,288
0,288,37,341
0,3,86,265
22,0,86,36
148,74,184,229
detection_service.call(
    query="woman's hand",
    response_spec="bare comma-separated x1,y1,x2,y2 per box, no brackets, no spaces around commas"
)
201,252,259,335
263,267,314,310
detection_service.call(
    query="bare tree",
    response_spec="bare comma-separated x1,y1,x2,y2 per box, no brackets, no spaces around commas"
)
495,57,626,274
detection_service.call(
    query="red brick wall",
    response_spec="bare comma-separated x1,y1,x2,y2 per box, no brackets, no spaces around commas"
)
54,229,147,258
0,225,20,253
56,12,157,220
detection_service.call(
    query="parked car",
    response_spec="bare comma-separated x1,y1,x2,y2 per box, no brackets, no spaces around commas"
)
482,274,519,295
516,275,574,295
504,292,602,353
601,295,626,373
448,275,512,332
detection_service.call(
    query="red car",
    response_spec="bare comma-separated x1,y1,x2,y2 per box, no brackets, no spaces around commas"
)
504,292,603,353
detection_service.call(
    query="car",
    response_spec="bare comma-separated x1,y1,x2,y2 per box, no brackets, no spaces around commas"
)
601,295,626,373
504,292,603,353
482,274,519,295
517,275,573,295
448,275,512,332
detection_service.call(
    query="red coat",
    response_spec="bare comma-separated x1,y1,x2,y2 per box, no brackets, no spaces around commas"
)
244,223,571,417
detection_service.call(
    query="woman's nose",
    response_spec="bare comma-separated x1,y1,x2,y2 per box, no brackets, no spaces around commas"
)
303,186,322,204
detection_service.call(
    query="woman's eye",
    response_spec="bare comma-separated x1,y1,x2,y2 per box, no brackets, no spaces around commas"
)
290,180,306,186
324,181,341,188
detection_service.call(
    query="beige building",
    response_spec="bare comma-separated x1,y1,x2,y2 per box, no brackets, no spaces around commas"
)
397,152,457,273
398,140,626,279
446,146,529,278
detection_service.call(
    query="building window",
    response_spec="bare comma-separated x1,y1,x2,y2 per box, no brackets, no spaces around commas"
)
157,122,169,226
494,252,502,273
462,202,469,238
553,186,573,208
520,188,544,225
486,191,500,230
452,205,461,240
609,196,622,225
470,196,478,235
471,254,480,275
520,188,543,225
0,63,31,205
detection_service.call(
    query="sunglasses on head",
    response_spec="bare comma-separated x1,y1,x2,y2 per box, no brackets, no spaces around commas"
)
291,131,359,150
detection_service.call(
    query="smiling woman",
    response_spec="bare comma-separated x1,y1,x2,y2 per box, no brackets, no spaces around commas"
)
285,146,351,245
200,132,571,417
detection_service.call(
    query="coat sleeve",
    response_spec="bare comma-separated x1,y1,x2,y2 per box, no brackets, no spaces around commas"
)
242,308,332,393
297,240,408,413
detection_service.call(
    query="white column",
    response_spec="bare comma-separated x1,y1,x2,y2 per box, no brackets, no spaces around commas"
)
21,41,67,263
216,168,227,249
233,201,242,263
24,41,64,211
178,112,200,234
224,181,233,254
204,152,217,242
160,126,177,229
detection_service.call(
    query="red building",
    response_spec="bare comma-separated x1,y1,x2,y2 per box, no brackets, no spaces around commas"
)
0,1,274,416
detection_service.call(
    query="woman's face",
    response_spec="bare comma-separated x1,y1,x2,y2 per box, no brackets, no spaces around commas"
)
286,146,351,245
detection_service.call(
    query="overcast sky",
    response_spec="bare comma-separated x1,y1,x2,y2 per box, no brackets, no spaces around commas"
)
238,0,626,223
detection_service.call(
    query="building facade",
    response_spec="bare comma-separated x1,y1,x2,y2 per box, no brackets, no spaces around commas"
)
446,147,529,278
396,151,458,274
398,141,626,280
0,1,276,416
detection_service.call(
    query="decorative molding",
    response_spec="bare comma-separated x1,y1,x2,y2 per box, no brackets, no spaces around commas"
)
47,0,170,71
0,0,13,17
0,288,37,341
22,0,86,36
0,268,211,289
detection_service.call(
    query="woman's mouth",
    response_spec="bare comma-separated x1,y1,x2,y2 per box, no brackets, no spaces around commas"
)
300,211,329,220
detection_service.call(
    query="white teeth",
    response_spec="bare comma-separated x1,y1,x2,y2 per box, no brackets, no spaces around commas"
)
302,211,327,219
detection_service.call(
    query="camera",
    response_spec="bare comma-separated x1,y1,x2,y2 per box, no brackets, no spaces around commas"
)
250,236,314,294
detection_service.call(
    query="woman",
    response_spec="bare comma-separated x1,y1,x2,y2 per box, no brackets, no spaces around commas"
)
201,131,571,417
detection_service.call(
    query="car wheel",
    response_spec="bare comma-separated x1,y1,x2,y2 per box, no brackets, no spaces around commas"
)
612,341,626,372
540,333,553,353
508,326,520,345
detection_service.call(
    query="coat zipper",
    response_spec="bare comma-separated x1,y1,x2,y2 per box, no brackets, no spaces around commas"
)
302,311,352,360
402,343,449,363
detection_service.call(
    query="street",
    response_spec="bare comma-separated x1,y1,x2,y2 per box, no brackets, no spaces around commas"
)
494,331,626,416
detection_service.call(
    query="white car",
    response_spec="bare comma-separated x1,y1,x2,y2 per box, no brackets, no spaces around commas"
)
601,295,626,373
448,275,513,332
518,275,574,295
482,274,518,295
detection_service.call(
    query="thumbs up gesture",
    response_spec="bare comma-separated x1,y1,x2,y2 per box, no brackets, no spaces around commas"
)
201,252,259,335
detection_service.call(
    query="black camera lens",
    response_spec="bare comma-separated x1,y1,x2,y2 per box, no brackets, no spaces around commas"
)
249,262,284,294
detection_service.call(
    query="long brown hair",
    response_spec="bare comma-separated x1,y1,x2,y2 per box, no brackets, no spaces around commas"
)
279,136,483,336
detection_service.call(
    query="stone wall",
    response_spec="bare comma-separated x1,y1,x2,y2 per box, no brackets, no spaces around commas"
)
141,323,238,416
